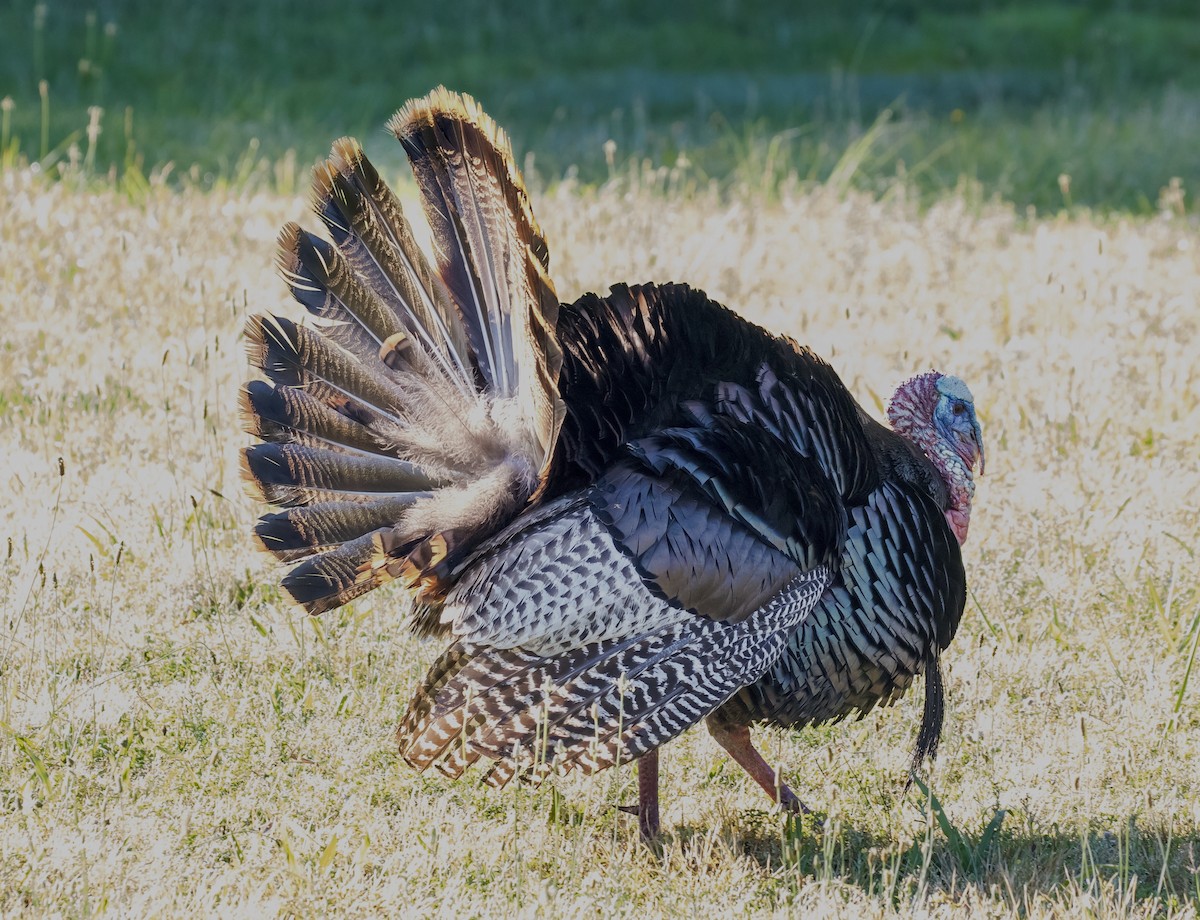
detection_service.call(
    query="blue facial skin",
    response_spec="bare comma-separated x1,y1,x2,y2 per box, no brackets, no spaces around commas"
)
933,375,985,474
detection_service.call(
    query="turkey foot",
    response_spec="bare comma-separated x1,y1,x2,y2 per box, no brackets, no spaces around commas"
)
706,716,811,814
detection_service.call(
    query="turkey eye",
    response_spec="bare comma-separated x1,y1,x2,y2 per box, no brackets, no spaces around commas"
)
952,403,966,416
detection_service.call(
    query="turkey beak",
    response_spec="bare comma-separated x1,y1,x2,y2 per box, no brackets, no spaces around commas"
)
972,419,985,475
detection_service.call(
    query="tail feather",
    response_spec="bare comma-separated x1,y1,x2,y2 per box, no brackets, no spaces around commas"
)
240,442,431,507
279,532,390,615
253,497,425,562
240,380,389,455
276,222,408,362
243,87,565,619
244,314,408,430
390,87,564,466
313,139,471,389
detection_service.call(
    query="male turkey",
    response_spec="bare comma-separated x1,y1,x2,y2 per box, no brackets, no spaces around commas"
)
239,87,984,840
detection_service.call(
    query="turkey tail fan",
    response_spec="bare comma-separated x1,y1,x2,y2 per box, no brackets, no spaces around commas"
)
242,89,568,621
389,87,565,479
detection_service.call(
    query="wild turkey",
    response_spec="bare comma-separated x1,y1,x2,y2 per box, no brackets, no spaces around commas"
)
239,87,984,840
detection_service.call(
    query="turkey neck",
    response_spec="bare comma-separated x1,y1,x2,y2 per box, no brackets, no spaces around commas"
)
885,373,976,545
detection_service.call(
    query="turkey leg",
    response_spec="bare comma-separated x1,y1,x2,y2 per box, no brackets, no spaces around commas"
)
617,749,661,840
637,748,660,839
705,715,810,813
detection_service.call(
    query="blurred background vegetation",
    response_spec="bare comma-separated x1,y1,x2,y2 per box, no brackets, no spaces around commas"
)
0,0,1196,211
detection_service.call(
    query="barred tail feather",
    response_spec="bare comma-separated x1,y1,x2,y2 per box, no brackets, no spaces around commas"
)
279,532,388,615
276,222,408,363
312,139,472,390
390,87,564,469
244,314,408,428
240,443,431,507
253,497,425,562
242,90,565,619
239,380,391,456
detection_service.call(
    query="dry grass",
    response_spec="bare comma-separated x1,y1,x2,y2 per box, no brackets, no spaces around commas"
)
1,164,1198,918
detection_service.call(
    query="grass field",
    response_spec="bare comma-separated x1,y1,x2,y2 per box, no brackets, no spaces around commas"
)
2,0,1199,914
1,150,1198,915
2,0,1200,211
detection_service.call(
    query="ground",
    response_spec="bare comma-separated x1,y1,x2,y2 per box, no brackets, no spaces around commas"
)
0,159,1197,917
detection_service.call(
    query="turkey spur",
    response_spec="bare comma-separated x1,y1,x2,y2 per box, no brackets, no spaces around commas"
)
239,87,984,840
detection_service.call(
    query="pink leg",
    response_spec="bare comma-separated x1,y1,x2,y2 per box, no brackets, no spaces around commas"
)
706,715,810,814
637,748,660,840
616,749,662,840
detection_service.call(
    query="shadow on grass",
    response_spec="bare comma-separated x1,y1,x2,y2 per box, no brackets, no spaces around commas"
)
685,805,1200,909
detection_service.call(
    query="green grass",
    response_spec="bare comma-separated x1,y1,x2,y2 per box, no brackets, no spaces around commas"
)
2,0,1199,210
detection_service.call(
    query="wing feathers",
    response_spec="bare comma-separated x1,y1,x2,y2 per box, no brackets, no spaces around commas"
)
592,415,846,621
398,569,830,784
